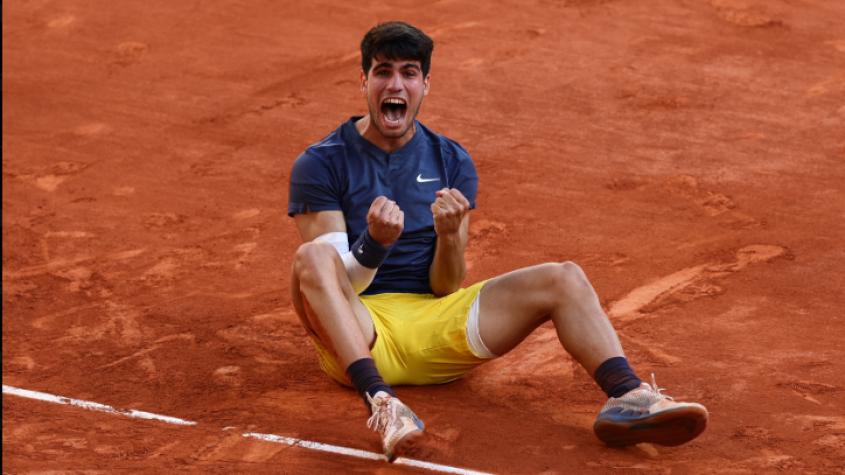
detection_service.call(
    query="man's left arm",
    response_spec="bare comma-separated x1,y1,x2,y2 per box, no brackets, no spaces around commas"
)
429,188,471,296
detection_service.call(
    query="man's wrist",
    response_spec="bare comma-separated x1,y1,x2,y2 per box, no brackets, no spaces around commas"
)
435,231,462,244
352,230,391,269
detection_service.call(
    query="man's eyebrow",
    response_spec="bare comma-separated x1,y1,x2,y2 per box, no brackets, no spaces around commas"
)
373,61,421,70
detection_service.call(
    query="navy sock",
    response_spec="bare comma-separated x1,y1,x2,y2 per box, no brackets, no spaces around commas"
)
346,357,395,407
594,356,643,398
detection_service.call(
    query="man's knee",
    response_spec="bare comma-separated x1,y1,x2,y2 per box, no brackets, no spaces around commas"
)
546,261,592,298
293,241,341,285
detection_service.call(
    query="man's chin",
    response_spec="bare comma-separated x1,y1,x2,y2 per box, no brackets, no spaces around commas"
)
375,119,414,140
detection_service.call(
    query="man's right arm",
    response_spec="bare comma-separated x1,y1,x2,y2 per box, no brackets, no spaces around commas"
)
294,210,346,243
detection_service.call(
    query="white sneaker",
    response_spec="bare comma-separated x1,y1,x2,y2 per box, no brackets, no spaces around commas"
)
366,391,425,462
593,374,708,447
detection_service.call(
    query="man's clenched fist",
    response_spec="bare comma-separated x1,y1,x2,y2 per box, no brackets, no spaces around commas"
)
431,188,470,236
367,196,404,247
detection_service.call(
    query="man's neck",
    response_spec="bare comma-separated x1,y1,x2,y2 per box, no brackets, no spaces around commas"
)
355,115,416,154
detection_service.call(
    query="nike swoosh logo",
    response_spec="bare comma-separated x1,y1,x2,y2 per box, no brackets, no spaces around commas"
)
416,173,440,183
356,245,364,254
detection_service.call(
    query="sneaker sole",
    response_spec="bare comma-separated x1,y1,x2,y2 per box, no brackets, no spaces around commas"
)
593,405,708,447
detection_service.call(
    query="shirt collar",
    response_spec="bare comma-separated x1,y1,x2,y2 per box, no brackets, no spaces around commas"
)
344,116,422,158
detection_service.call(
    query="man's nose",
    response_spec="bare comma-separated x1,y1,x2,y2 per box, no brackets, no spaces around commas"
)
387,73,403,91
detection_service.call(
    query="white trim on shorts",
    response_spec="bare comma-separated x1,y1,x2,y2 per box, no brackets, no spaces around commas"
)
465,291,497,359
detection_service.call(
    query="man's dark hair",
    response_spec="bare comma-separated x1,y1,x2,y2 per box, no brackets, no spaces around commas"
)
360,21,434,76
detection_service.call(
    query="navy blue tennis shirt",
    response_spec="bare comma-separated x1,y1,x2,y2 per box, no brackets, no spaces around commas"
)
288,116,478,295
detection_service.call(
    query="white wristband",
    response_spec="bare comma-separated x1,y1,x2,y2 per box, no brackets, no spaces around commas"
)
315,231,377,294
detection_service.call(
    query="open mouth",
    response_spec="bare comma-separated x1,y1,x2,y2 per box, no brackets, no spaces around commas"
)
380,97,407,128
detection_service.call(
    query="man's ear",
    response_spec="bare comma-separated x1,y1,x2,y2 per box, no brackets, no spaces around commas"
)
360,71,367,94
423,74,431,96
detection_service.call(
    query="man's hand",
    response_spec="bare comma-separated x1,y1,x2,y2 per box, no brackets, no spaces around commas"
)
367,196,404,246
431,188,470,236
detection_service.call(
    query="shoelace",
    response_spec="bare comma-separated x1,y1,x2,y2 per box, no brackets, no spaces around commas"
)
648,373,675,401
366,394,391,434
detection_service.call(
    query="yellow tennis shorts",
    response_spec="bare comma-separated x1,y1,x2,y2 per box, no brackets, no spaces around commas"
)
311,280,490,386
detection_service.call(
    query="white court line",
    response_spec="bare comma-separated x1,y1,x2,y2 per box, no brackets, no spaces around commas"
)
242,432,492,475
2,385,196,426
3,384,493,475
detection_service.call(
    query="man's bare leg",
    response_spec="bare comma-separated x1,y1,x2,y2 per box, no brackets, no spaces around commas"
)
476,261,708,446
477,262,624,374
290,240,424,460
291,240,399,403
291,240,375,368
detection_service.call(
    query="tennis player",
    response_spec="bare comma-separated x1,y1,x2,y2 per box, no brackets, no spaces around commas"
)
288,21,708,461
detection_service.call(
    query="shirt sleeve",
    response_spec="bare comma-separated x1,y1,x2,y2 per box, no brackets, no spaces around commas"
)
287,150,343,217
448,144,479,209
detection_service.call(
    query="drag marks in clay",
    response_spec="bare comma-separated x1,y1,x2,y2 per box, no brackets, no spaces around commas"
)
665,175,759,228
232,208,261,220
60,300,148,347
709,0,787,29
826,40,845,54
605,175,762,230
46,14,75,29
215,307,305,374
112,42,149,67
608,244,787,322
788,415,845,456
775,380,842,406
197,92,307,126
12,160,91,193
99,334,196,370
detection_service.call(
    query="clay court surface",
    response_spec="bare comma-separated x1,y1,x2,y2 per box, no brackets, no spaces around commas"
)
3,0,845,473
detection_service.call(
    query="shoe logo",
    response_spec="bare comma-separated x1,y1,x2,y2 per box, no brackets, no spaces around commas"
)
356,245,364,255
416,173,439,183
